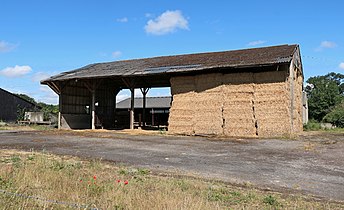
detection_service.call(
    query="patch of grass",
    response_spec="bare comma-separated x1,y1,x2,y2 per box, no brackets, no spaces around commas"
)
28,125,54,131
0,150,342,209
263,195,279,206
303,120,322,131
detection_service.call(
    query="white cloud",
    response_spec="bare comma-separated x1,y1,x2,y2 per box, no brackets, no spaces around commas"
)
145,13,153,18
316,41,337,51
320,41,337,48
0,65,32,78
339,62,344,70
116,17,128,23
144,10,189,35
31,72,51,82
247,40,266,46
116,92,129,103
116,89,143,103
38,86,58,104
112,51,122,59
0,40,17,53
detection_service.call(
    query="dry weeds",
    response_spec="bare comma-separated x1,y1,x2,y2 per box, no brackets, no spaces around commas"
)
0,149,342,209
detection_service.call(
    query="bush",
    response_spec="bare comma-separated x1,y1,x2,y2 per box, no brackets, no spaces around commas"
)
323,102,344,128
303,120,322,131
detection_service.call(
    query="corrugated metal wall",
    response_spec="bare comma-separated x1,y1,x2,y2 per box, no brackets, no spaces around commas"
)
0,89,38,122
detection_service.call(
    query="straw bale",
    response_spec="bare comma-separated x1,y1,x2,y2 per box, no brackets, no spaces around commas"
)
222,84,255,93
223,117,256,137
257,123,291,137
168,84,196,134
192,90,223,135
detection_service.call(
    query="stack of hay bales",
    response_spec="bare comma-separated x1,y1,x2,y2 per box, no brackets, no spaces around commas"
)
292,69,304,133
254,71,291,137
222,73,256,137
169,76,196,135
193,74,223,135
168,66,302,137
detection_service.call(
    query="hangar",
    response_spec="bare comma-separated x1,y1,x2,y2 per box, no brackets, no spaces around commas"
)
41,44,303,137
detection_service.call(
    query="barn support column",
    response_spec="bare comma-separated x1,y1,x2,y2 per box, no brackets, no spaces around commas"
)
140,88,150,128
91,90,96,130
48,81,66,130
122,78,136,130
58,95,62,129
83,80,102,130
113,88,121,128
130,88,135,129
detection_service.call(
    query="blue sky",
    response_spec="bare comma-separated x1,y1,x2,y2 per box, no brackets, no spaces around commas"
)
1,0,343,104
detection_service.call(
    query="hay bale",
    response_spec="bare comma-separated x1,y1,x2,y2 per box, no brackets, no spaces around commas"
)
222,82,256,137
192,91,223,135
169,76,197,135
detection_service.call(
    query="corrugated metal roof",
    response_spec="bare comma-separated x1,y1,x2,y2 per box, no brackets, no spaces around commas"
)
116,96,172,109
42,44,298,83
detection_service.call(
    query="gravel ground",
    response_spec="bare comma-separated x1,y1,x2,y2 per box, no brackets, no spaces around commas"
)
0,130,343,201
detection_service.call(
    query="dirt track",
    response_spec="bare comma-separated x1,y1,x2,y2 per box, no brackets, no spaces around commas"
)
0,130,343,201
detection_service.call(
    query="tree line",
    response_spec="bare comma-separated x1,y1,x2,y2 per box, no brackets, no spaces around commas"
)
15,94,58,121
305,72,344,128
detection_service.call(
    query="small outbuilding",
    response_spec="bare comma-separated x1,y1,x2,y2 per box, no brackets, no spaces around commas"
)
116,96,171,129
41,44,304,137
0,88,40,122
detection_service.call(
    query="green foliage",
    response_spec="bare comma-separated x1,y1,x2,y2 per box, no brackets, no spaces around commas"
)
15,94,36,104
263,195,279,206
37,102,58,121
323,102,344,128
306,72,344,122
303,119,322,131
15,93,58,121
16,105,27,121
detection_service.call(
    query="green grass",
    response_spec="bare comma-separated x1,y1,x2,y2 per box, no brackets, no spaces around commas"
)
0,149,342,209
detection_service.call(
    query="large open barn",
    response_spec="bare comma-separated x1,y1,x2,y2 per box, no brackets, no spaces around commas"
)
41,44,303,137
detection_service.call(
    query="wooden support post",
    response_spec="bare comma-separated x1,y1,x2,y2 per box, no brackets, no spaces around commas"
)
122,78,136,130
91,90,96,130
130,88,135,129
83,79,103,130
58,94,62,130
140,88,150,128
151,108,154,126
113,88,121,128
142,95,146,127
50,81,64,130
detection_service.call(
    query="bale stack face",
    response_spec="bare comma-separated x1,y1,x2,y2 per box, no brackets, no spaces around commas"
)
292,67,304,133
193,74,223,135
222,73,256,137
254,71,291,137
169,67,302,137
169,76,196,135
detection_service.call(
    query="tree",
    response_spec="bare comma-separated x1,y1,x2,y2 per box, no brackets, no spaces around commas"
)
15,93,37,104
16,94,59,121
323,101,344,127
305,72,344,123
